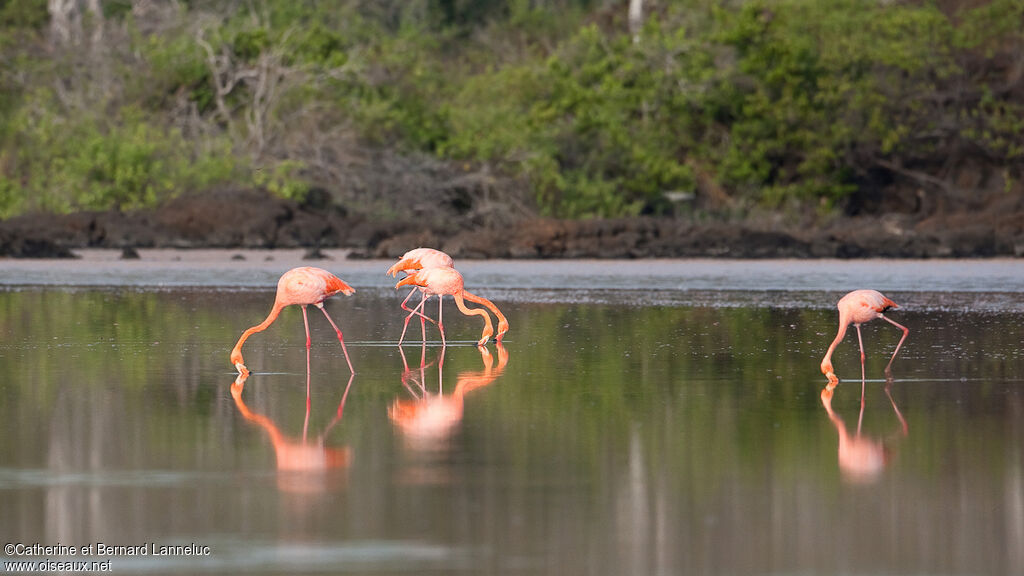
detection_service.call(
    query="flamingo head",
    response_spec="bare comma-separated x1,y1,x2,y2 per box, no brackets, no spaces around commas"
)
495,319,509,341
386,258,420,278
395,273,422,290
820,360,838,387
477,324,494,347
231,349,249,377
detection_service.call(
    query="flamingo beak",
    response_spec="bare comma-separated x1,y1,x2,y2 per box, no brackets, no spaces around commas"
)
386,258,420,277
395,275,418,289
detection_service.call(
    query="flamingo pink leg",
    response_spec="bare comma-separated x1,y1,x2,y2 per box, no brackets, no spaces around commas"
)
316,302,355,374
413,293,430,343
400,290,434,345
397,288,417,345
438,296,446,347
854,323,867,385
399,288,436,345
881,315,910,375
301,305,312,377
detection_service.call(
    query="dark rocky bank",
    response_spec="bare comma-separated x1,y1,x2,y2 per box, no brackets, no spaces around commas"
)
1,188,1022,260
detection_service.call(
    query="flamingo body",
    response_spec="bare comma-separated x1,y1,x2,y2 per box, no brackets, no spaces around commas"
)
404,266,466,297
820,289,909,386
838,289,897,325
396,266,496,346
230,266,355,376
388,248,508,345
386,248,454,277
387,248,456,344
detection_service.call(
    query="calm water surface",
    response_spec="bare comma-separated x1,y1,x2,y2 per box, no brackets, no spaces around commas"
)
1,254,1022,575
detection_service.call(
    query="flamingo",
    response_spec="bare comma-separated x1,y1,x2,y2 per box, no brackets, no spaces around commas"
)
230,267,356,377
386,248,454,344
820,289,909,386
395,266,506,347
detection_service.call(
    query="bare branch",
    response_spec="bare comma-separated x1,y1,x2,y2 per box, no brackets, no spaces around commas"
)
874,158,952,194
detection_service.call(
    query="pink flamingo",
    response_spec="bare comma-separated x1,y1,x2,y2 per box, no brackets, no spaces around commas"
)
395,266,506,347
820,289,909,386
230,267,356,377
386,248,454,344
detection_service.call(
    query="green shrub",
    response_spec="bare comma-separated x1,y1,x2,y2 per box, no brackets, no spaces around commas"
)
0,0,1021,220
0,101,241,215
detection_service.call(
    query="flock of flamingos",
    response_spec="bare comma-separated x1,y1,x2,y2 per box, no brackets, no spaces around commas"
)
228,246,909,390
224,246,915,484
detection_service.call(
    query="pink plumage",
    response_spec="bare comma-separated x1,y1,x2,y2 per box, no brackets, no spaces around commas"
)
821,289,909,386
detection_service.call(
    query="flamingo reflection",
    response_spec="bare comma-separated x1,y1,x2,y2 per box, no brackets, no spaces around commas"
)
820,379,908,483
389,342,509,448
230,372,354,493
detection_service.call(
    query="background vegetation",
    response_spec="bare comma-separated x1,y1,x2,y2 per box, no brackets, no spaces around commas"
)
0,0,1021,221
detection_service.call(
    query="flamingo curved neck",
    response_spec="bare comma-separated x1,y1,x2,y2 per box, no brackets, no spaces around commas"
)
231,303,286,364
462,291,507,328
454,292,493,337
821,309,852,379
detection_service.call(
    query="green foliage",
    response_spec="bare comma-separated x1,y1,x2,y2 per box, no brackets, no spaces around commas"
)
0,0,47,30
254,159,309,203
0,102,241,215
344,25,452,152
232,27,272,61
440,0,1024,215
0,0,1021,219
128,27,213,112
446,24,700,217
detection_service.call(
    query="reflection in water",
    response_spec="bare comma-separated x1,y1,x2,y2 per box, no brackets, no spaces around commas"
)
820,380,909,483
230,372,354,493
389,343,509,450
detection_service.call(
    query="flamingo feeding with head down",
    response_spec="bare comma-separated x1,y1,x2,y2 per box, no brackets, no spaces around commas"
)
820,289,909,387
230,267,356,377
395,266,507,347
386,248,454,344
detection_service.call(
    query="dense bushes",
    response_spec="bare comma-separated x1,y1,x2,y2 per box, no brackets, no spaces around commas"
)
0,0,1021,219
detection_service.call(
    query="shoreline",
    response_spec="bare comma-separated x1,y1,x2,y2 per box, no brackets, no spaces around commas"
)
3,250,1022,311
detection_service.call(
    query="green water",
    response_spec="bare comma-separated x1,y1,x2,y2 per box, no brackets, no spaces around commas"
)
1,287,1022,575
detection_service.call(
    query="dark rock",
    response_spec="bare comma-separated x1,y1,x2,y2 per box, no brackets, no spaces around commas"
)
303,247,330,260
1,187,1021,259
